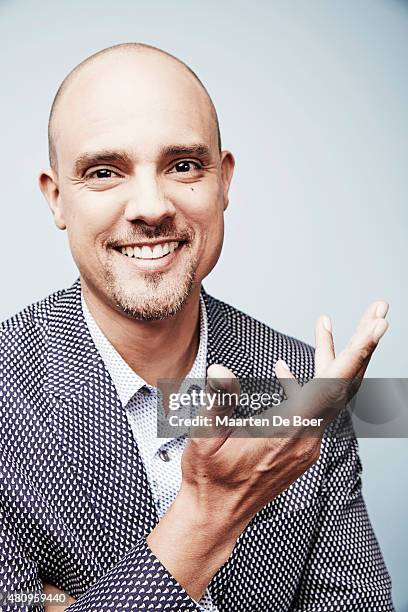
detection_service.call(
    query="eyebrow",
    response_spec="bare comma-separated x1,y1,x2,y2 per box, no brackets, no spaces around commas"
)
159,144,212,159
73,144,213,175
73,150,133,175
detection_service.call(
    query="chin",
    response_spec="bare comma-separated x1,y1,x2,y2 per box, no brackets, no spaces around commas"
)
106,268,197,321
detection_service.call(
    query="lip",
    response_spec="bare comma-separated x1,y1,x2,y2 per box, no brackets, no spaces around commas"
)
112,242,185,271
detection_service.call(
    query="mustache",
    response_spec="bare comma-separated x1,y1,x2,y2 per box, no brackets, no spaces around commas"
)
107,221,195,248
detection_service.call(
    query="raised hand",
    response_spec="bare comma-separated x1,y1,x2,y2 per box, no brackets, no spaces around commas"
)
188,302,389,562
148,301,389,602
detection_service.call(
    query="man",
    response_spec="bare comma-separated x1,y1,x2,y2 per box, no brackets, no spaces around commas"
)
0,43,393,611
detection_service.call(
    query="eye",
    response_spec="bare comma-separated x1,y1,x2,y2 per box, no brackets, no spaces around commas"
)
171,160,202,173
86,168,119,180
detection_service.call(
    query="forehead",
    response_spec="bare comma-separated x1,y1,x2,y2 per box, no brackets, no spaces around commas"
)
53,53,217,165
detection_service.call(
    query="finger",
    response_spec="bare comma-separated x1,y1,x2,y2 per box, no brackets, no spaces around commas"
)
190,364,240,439
274,359,298,400
346,309,387,397
350,301,388,352
328,316,389,379
314,315,335,377
316,302,389,379
342,315,388,366
350,302,388,364
356,300,389,334
206,363,240,407
352,356,371,384
344,355,372,402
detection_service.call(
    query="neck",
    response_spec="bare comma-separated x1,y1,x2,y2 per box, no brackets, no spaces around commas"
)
81,280,202,387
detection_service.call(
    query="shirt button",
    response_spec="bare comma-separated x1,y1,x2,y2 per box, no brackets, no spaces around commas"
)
158,449,170,462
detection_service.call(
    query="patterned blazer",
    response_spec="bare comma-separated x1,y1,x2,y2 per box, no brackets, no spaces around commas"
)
0,279,393,611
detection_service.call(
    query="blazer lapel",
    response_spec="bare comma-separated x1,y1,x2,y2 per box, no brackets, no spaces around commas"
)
202,289,254,379
44,279,158,557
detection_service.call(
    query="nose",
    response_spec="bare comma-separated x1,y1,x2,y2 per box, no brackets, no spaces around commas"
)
123,166,176,226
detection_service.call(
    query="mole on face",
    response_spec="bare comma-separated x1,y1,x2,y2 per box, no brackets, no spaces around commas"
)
191,187,194,191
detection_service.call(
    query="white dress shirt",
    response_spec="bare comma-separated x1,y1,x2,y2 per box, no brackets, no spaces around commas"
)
81,292,217,611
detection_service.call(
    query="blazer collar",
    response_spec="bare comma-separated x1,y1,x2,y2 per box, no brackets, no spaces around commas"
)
44,277,254,399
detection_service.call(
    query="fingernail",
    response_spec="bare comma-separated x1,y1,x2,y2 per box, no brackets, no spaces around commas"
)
277,359,290,371
322,315,332,333
372,319,388,342
376,302,389,318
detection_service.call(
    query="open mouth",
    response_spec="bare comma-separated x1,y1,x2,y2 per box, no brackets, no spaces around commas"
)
114,240,185,261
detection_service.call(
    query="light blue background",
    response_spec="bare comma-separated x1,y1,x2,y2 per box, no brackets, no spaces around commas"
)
0,0,407,609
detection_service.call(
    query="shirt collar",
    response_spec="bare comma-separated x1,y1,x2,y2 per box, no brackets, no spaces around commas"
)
81,291,208,407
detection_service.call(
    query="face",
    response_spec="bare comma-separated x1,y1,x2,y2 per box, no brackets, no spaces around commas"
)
41,52,234,320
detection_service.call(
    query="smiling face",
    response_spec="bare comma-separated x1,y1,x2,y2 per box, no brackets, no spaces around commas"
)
40,48,234,320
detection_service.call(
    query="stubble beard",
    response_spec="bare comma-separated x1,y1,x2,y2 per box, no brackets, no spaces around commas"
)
104,246,199,321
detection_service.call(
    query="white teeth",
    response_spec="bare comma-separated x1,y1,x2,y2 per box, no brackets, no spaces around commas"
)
152,244,164,258
120,241,179,259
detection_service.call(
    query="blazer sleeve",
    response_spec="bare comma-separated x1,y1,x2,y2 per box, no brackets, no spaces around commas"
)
63,539,203,611
0,452,202,611
0,520,202,612
0,523,203,611
293,409,394,611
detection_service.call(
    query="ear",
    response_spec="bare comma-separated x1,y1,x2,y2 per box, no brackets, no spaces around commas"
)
38,168,66,230
220,150,235,211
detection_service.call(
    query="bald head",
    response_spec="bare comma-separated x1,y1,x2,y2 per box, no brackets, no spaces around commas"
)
48,42,221,172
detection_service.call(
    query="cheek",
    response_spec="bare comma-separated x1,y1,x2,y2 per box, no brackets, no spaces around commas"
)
171,181,224,230
62,189,121,247
171,183,225,269
60,189,123,275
